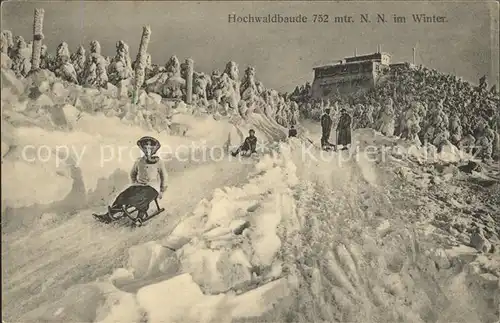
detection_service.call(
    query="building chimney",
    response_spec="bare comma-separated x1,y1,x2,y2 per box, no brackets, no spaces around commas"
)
354,48,357,56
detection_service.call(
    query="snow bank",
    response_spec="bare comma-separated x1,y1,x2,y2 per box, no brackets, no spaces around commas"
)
354,128,473,164
136,274,228,323
1,68,291,221
0,70,262,212
134,273,292,323
125,144,300,322
25,143,300,323
124,143,299,291
22,282,143,323
2,156,74,208
2,112,271,211
2,111,280,214
2,118,180,208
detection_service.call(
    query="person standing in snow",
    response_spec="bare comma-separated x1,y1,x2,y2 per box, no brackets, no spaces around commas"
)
232,129,258,157
321,108,333,150
336,109,352,150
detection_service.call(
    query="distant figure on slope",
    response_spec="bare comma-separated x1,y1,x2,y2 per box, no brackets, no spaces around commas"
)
288,125,297,138
321,108,334,150
231,129,258,157
336,109,352,150
93,136,168,226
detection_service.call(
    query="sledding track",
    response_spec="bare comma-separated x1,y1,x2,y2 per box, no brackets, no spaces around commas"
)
2,157,255,322
3,122,498,323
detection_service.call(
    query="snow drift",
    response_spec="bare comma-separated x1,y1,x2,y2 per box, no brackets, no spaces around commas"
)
21,143,301,323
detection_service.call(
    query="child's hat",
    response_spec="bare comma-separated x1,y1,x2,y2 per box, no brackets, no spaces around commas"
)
137,136,161,154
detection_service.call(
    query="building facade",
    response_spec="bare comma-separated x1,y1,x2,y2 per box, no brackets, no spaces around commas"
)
311,52,391,100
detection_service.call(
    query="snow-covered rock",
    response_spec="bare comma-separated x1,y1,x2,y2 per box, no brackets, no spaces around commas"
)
104,82,118,97
73,95,95,113
137,90,149,106
470,229,492,253
51,82,68,98
136,274,226,323
126,241,179,279
24,283,142,323
84,87,100,97
25,69,56,88
60,104,81,126
33,93,54,107
1,52,12,69
148,92,162,104
439,143,463,162
117,78,132,98
430,248,451,269
1,68,24,95
38,80,50,93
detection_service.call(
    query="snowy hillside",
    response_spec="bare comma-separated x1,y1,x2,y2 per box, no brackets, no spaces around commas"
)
2,53,500,323
6,127,499,323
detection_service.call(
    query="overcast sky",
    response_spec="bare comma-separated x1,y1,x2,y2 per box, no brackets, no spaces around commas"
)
1,1,498,92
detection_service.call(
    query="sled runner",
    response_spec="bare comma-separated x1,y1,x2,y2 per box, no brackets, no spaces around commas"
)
93,185,165,227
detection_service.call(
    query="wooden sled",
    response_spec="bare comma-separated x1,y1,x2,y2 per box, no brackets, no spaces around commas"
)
93,198,165,227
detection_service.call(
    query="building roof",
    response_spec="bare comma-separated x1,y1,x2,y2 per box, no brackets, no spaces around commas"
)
344,52,391,62
313,52,391,70
312,59,376,70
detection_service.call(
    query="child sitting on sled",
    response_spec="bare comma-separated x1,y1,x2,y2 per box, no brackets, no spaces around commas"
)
231,129,258,157
94,136,167,226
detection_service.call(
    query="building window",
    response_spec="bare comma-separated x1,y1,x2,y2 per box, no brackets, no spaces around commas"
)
361,63,372,72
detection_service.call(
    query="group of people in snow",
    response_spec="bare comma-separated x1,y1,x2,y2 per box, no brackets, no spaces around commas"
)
290,64,499,161
320,108,352,151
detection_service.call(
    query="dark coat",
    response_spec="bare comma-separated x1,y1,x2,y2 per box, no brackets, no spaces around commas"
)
321,114,333,133
241,136,257,153
321,113,333,146
112,185,159,212
337,113,352,146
